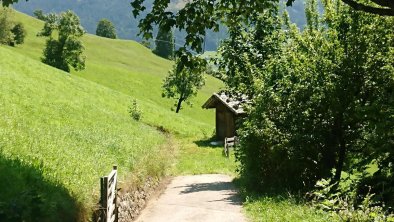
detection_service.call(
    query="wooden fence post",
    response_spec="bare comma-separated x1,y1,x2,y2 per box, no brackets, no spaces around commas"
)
224,137,237,158
100,165,118,222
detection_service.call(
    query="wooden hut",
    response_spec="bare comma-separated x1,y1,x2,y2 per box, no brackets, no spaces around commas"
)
202,91,249,140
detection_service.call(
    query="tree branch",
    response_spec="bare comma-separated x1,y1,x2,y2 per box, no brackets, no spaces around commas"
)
342,0,394,16
370,0,394,9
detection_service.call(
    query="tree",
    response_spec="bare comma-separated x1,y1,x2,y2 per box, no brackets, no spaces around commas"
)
162,54,206,113
236,0,394,194
0,8,25,46
96,19,117,39
1,0,392,16
33,9,46,21
154,26,174,59
130,0,392,66
38,11,86,73
11,22,26,44
1,0,20,7
0,7,13,45
216,6,282,96
286,0,394,16
132,0,282,117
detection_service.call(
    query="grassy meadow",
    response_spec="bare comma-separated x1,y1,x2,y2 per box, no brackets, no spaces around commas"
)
0,45,168,219
10,11,224,137
0,10,223,220
0,10,336,222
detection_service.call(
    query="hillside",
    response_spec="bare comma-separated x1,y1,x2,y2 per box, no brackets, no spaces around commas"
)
0,45,167,220
10,11,223,137
0,10,223,220
13,0,307,51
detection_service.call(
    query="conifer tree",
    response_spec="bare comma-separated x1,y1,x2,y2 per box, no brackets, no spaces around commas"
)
154,27,174,59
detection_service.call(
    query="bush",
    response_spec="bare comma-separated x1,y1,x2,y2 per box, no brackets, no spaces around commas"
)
129,99,142,121
311,178,394,221
11,22,26,45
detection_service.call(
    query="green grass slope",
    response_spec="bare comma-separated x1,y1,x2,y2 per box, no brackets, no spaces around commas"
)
10,10,224,137
0,10,225,220
0,46,166,220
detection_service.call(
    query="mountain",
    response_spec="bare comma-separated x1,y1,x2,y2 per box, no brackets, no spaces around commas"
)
13,0,307,51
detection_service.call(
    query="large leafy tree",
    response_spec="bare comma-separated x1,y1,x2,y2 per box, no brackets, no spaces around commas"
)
237,0,394,193
96,19,117,39
38,11,86,72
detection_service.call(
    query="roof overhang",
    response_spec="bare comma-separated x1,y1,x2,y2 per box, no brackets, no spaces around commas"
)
202,92,250,115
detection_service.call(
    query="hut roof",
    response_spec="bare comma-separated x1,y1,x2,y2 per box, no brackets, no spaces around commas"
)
202,91,250,115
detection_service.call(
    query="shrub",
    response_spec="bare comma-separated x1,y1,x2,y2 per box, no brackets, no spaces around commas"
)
310,178,394,221
129,99,142,121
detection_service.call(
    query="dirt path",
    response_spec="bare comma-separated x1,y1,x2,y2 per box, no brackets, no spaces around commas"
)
135,174,246,222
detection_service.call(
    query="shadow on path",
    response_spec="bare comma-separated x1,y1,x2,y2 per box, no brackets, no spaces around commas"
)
175,181,242,206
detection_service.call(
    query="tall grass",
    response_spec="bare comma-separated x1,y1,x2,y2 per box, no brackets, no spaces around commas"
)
243,195,338,222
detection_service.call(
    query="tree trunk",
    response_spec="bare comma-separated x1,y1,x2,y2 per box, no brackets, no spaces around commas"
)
334,135,346,183
175,97,183,113
332,114,346,186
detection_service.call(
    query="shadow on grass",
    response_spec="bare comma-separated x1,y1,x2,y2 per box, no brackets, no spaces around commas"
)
232,176,308,205
175,181,242,206
0,154,81,222
193,137,224,148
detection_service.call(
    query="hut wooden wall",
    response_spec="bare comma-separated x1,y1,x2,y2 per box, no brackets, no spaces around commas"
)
216,103,236,140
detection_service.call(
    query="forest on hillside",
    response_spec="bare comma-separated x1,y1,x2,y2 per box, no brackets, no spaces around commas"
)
13,0,306,51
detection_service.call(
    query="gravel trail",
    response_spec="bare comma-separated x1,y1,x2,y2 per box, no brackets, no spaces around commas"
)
135,174,246,222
